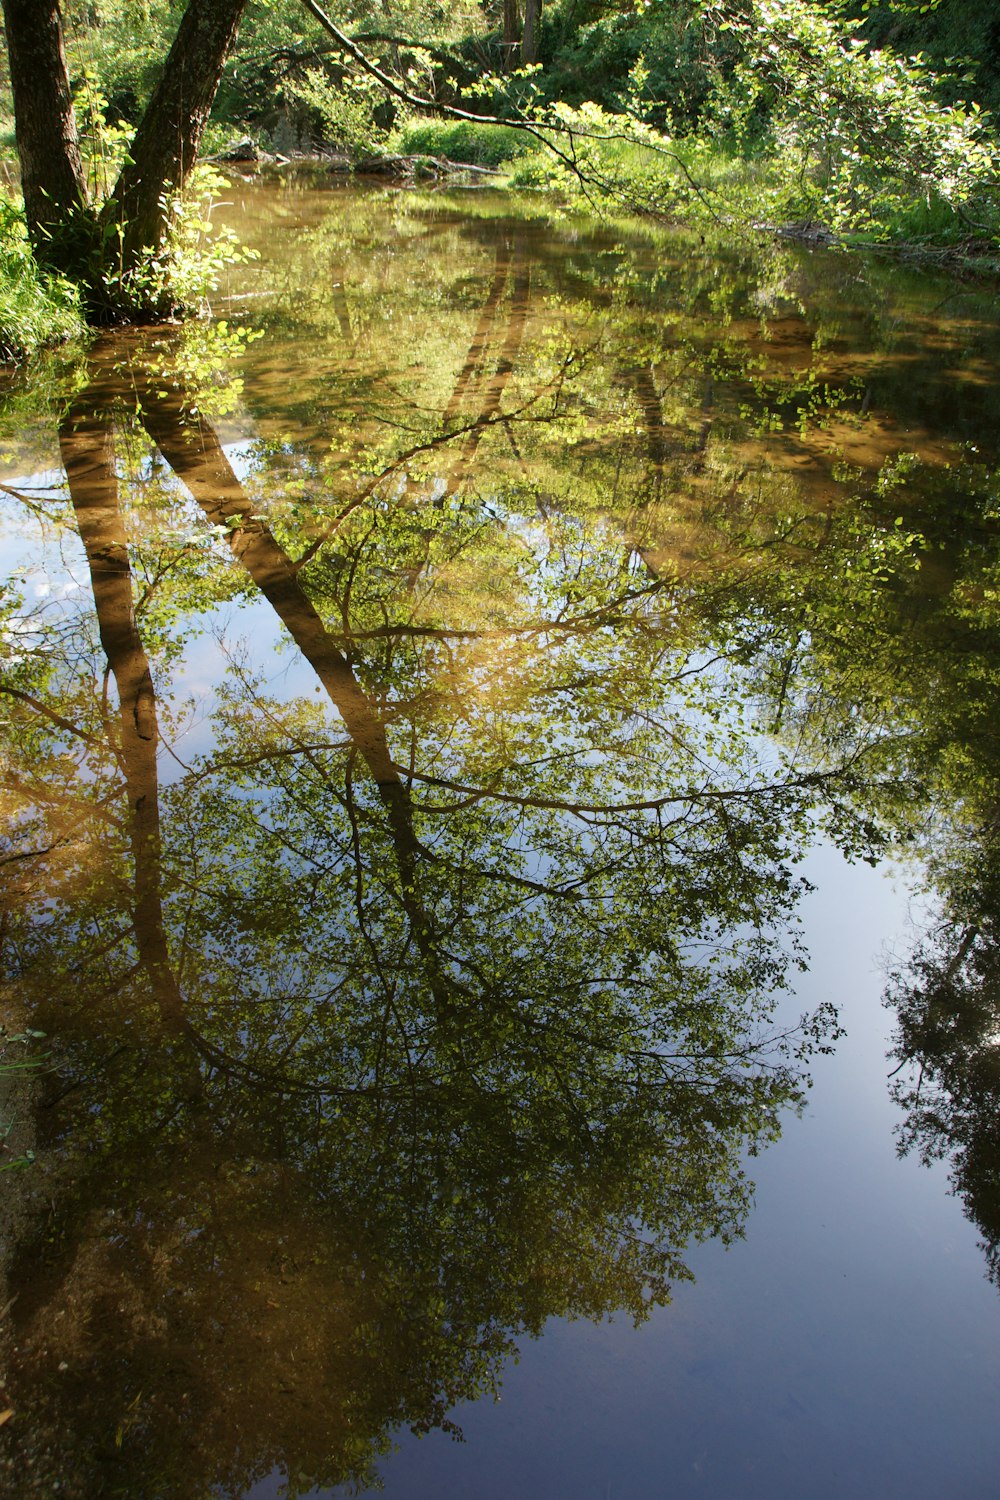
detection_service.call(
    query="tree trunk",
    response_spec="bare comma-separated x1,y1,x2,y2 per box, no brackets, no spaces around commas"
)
103,0,248,286
0,0,91,271
522,0,541,67
502,0,521,71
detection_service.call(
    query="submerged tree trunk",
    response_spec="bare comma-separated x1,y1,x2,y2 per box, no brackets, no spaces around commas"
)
104,0,249,285
0,0,91,272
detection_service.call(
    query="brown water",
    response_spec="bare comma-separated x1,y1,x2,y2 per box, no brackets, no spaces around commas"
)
2,179,1000,1498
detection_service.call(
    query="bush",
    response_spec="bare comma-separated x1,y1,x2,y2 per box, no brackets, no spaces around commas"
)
538,0,726,133
393,119,534,166
703,0,1000,239
0,194,82,362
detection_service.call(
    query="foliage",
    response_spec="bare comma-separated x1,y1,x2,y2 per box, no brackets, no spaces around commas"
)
71,73,135,201
285,62,394,151
395,116,533,163
701,0,1000,238
887,841,1000,1288
486,0,1000,246
860,0,1000,119
0,193,83,360
211,0,487,142
145,164,261,309
61,0,177,123
536,0,727,132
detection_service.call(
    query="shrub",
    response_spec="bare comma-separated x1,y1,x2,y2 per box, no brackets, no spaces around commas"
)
703,0,1000,238
0,194,82,362
393,119,534,166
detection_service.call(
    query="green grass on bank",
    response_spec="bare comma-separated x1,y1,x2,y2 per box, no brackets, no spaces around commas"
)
391,119,536,168
0,193,83,363
0,247,83,363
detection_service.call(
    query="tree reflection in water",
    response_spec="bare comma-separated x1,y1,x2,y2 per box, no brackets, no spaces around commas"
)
7,197,1000,1493
0,333,839,1498
887,833,1000,1291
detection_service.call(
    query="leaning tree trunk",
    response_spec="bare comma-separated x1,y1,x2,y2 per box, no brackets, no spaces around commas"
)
0,0,91,272
103,0,248,289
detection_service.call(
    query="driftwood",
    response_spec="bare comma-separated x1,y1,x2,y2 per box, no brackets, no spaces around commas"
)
768,218,840,246
352,152,500,179
209,148,500,180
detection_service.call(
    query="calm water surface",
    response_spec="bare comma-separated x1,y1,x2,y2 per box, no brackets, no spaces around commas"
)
2,179,1000,1497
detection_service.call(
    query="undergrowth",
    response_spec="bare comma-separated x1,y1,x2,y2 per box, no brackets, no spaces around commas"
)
392,119,535,167
0,193,83,362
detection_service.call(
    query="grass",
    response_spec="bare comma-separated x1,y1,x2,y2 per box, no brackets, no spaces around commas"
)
0,191,84,363
392,119,535,168
0,252,82,363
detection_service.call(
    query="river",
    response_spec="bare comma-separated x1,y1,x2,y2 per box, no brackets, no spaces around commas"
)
1,177,999,1498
